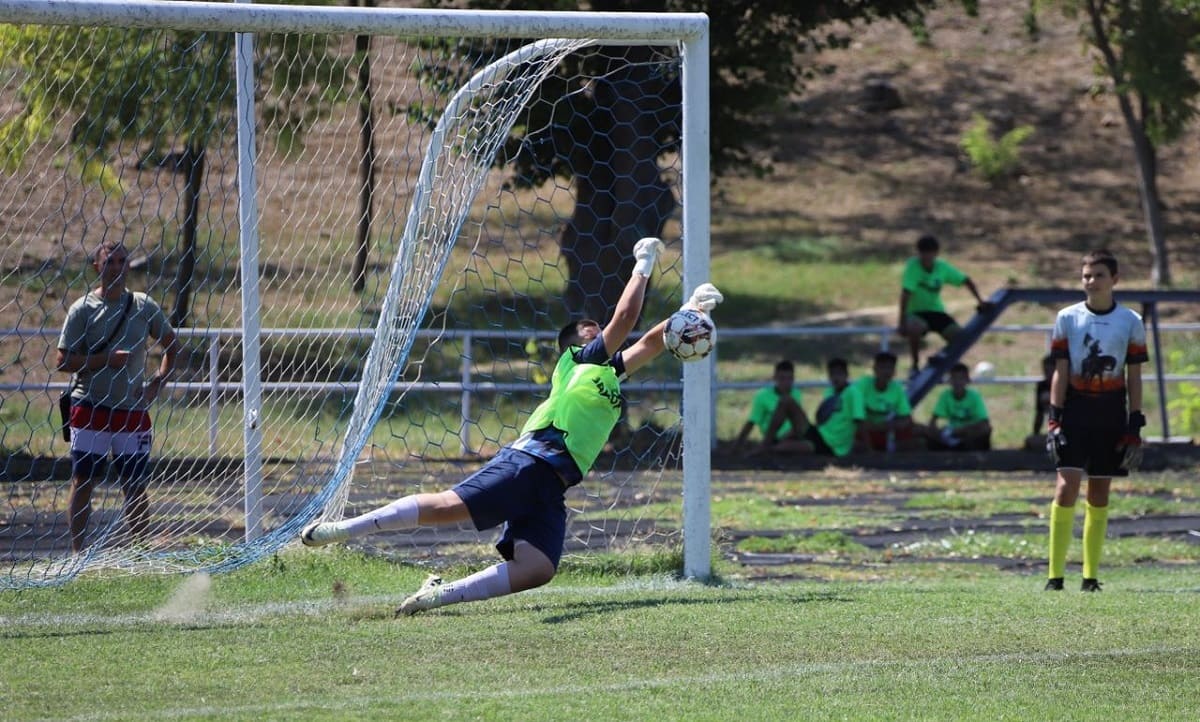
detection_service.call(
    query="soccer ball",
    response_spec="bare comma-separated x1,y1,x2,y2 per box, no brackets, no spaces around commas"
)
972,360,996,379
663,308,716,362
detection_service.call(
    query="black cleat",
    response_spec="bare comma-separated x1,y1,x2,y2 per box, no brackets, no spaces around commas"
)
1081,578,1103,592
1044,577,1064,591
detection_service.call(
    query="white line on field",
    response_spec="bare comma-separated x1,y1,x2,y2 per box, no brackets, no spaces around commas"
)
35,645,1199,722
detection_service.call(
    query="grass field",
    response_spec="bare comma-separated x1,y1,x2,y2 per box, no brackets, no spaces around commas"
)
4,469,1199,721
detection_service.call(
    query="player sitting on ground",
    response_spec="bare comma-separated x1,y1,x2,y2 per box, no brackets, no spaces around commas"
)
731,359,807,455
853,351,921,452
299,237,723,615
921,362,992,451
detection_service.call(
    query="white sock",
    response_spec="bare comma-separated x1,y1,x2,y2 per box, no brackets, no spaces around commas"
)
437,563,512,606
341,496,420,538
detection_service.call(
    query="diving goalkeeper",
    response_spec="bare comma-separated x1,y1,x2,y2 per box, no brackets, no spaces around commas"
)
300,237,723,615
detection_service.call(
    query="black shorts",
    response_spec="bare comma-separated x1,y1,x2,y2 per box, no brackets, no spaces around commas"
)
453,447,568,568
1059,398,1127,477
803,425,836,456
908,310,959,336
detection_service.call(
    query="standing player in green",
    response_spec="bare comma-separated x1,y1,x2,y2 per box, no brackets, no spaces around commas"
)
898,234,991,377
853,351,920,452
922,362,992,451
1044,250,1147,592
300,238,724,614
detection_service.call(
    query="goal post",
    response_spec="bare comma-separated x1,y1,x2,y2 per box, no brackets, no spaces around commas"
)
0,0,712,587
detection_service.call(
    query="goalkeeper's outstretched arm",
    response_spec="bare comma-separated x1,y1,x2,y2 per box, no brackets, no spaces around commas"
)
622,282,723,376
601,237,662,356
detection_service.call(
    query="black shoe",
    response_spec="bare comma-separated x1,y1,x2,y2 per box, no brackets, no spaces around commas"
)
1044,577,1064,591
1081,578,1103,592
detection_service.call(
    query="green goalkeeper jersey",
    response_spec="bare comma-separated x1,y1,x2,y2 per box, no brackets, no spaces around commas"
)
518,342,623,482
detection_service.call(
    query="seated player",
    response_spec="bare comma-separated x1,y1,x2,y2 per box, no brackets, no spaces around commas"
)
732,360,806,455
853,351,921,452
922,362,993,451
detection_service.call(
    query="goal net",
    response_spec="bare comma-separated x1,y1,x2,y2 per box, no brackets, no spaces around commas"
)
0,1,710,588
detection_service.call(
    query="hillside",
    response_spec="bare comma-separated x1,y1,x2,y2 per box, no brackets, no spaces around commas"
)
710,2,1200,323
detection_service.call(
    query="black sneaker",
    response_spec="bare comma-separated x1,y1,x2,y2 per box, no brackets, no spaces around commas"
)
1044,577,1064,591
1081,578,1103,592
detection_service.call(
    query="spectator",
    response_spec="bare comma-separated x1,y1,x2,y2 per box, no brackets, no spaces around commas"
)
56,240,178,553
898,234,991,377
853,351,921,452
733,360,807,455
922,362,992,451
1024,354,1056,452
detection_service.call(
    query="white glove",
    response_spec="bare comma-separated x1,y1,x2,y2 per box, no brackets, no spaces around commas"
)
632,237,663,278
682,282,724,312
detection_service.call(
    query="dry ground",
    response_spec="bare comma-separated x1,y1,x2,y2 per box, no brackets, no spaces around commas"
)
711,2,1200,314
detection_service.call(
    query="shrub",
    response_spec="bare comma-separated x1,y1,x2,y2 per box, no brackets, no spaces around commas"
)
959,113,1034,183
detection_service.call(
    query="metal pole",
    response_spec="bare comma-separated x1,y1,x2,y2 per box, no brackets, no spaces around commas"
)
1146,303,1170,439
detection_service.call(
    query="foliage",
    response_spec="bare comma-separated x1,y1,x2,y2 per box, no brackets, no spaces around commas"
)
958,113,1035,182
422,0,947,182
1167,348,1200,433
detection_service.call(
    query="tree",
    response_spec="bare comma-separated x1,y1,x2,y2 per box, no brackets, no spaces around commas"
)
1055,0,1200,286
420,0,942,319
0,20,349,326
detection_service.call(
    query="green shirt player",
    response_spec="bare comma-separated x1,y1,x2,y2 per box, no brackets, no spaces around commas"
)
922,362,992,451
301,237,724,615
898,234,990,377
732,358,864,458
732,360,807,454
852,351,920,452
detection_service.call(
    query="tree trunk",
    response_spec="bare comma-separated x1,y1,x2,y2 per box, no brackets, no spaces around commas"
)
351,0,377,294
561,76,676,321
1085,0,1171,286
170,143,206,327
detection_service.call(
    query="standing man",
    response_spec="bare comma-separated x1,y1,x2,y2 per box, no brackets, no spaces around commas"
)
1044,249,1147,592
898,234,991,377
56,241,177,553
301,238,724,616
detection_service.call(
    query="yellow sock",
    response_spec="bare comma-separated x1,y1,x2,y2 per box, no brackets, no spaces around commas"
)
1082,503,1109,579
1048,502,1075,579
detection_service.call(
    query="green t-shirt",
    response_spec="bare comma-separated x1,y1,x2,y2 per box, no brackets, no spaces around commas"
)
747,385,805,436
813,384,865,457
901,257,967,314
852,376,912,424
932,387,989,429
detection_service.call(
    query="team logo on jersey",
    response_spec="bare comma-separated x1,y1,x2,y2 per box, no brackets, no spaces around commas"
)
1080,332,1117,385
591,377,622,408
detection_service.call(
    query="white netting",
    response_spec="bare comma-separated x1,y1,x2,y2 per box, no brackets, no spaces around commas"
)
0,6,693,587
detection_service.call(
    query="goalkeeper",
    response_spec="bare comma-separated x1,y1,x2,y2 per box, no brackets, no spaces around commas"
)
1043,249,1147,592
300,238,723,615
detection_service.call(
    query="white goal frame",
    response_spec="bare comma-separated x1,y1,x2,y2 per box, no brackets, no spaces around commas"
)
0,0,713,579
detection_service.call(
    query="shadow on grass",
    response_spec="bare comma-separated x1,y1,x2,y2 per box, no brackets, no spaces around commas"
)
532,588,855,625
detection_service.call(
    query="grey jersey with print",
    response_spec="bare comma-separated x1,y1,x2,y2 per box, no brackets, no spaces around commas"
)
58,291,173,410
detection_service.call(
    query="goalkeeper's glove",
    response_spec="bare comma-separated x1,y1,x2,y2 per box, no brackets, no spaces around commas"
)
1045,405,1067,466
682,282,724,313
1117,410,1146,471
632,237,663,278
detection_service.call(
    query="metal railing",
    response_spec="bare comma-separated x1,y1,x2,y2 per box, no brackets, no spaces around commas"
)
6,323,1199,454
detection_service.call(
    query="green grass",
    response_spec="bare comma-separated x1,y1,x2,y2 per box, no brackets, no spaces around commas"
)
4,469,1200,720
3,551,1198,721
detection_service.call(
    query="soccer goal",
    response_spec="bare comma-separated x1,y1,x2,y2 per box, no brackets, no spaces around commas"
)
0,0,711,587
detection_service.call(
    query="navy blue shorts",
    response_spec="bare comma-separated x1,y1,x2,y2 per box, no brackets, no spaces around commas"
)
453,447,567,568
909,310,959,336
